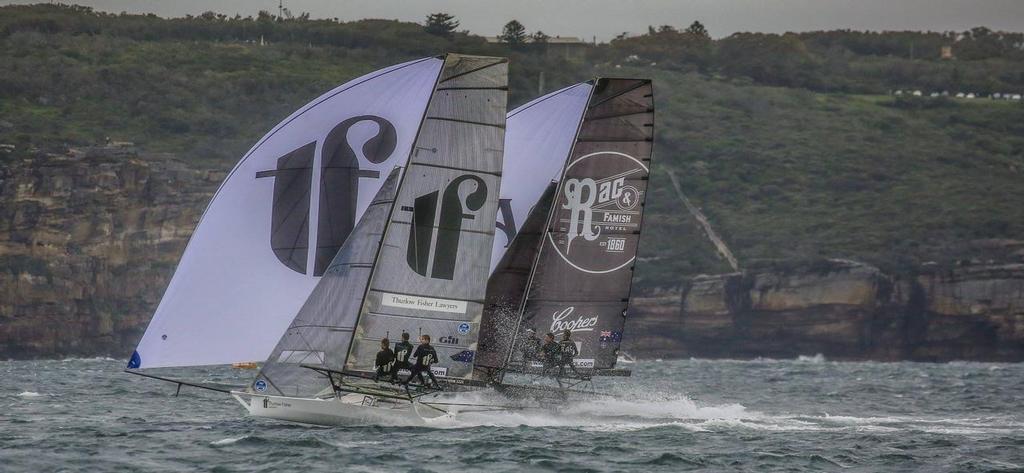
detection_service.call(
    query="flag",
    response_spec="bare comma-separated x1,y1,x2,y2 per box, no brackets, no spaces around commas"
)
450,350,475,363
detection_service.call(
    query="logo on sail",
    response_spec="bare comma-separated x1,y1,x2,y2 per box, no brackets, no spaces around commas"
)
550,306,599,333
257,115,397,276
551,151,647,274
405,175,488,280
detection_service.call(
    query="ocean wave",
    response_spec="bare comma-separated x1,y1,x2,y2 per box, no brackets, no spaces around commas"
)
17,391,44,398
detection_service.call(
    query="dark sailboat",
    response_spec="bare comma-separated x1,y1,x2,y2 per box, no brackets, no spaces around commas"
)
476,78,655,393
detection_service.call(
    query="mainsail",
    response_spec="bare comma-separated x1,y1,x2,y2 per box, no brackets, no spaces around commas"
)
482,78,655,373
252,169,401,397
129,58,445,369
344,54,508,381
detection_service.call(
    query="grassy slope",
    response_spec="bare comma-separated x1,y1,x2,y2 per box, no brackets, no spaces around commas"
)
627,67,1024,287
2,18,1023,291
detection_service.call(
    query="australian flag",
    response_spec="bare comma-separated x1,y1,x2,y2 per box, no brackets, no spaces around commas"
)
450,350,475,363
599,331,622,343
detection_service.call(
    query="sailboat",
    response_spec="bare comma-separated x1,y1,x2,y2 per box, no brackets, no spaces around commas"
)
126,53,654,425
229,77,654,424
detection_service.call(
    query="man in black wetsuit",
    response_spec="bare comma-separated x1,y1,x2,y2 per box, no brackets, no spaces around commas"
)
373,338,395,382
404,334,440,390
557,329,582,378
540,332,560,376
389,332,414,382
521,328,542,365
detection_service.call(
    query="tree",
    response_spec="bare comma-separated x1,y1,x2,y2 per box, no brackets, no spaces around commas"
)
424,12,458,37
685,21,709,39
532,30,549,43
499,20,527,46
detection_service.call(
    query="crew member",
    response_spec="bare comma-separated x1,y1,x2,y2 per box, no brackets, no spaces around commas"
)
557,329,582,378
390,332,414,382
521,328,542,365
540,332,560,376
404,334,440,390
373,338,395,382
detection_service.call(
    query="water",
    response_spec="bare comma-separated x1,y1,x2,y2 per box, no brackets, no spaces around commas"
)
3,357,1023,472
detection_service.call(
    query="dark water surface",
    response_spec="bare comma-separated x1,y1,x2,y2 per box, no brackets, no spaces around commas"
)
2,357,1023,472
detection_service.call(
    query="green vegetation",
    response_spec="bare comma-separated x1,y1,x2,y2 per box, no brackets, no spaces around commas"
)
2,4,1023,290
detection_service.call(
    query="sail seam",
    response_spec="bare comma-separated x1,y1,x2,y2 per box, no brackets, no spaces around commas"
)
426,116,506,129
587,80,650,109
439,59,508,83
410,160,503,177
586,108,655,121
387,220,496,236
508,82,591,119
576,138,653,142
436,86,509,91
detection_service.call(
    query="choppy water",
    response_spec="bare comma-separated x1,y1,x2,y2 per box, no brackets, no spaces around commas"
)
2,357,1023,472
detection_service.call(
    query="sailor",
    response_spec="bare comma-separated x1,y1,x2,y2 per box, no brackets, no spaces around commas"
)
389,332,414,382
540,332,560,375
557,329,582,378
373,338,395,382
521,328,542,365
404,334,440,390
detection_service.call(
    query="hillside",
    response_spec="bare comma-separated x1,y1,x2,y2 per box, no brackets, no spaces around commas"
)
1,5,1023,359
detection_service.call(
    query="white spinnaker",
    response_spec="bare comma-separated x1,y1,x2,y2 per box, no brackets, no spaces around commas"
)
490,82,592,272
131,58,444,369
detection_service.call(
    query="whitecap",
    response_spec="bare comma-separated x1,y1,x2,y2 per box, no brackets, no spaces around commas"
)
17,391,43,398
210,435,248,446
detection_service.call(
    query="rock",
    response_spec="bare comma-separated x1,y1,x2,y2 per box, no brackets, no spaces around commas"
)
625,259,1024,362
0,148,217,360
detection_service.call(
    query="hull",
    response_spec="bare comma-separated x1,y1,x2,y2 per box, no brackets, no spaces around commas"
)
231,391,448,427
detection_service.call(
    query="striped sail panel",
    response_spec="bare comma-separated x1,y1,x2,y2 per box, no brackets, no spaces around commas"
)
345,55,508,380
250,169,401,397
515,78,654,371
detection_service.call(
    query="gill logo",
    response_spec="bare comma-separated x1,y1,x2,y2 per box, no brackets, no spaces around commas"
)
405,175,488,280
257,115,397,276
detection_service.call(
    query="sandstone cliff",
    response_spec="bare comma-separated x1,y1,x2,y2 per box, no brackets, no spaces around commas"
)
0,146,218,359
625,259,1024,361
2,148,1022,362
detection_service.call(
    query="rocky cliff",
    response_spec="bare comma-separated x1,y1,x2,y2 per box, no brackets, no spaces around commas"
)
2,148,1023,362
625,259,1024,361
0,146,219,359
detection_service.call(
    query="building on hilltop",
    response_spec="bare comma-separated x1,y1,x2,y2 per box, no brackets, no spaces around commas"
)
484,35,590,61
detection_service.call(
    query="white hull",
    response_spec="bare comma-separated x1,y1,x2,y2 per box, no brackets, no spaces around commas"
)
231,391,449,427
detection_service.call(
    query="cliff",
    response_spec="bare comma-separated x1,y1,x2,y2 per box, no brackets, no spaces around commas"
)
2,148,1022,362
625,259,1024,361
0,146,219,359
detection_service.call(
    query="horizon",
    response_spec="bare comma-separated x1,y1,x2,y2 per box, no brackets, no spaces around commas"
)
2,0,1023,41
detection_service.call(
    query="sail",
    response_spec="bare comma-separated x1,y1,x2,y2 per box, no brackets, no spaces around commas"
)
509,78,654,371
344,54,508,381
129,58,445,369
475,182,557,372
250,168,401,397
490,82,592,272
